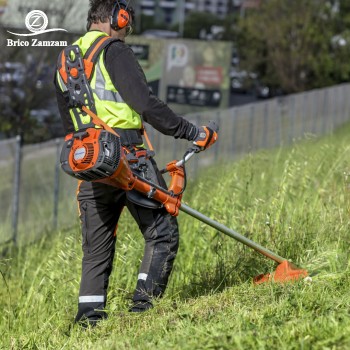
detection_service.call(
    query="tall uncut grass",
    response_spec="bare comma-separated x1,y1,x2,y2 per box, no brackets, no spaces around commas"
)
1,124,350,349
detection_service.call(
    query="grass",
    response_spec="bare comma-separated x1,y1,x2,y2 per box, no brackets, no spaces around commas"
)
1,124,350,349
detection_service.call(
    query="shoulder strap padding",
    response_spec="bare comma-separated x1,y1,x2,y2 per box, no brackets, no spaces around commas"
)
57,35,120,84
83,36,120,80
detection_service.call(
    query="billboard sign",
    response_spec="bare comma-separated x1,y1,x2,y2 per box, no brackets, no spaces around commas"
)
160,39,232,113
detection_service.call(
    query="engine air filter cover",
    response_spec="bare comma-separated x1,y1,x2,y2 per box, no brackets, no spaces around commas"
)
60,128,122,181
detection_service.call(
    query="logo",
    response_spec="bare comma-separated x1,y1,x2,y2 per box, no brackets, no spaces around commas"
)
167,43,188,71
6,10,68,47
7,10,67,36
25,10,49,33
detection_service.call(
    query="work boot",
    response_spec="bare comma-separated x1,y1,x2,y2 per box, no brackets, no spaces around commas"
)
129,300,153,313
75,308,107,329
76,315,105,329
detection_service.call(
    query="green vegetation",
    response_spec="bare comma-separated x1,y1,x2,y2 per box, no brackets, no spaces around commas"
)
235,0,350,93
1,124,350,349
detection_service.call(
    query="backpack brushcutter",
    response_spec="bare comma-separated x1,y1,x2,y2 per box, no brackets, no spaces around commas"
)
58,39,308,284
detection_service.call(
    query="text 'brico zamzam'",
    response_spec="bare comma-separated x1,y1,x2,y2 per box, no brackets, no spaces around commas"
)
7,38,68,47
6,10,68,47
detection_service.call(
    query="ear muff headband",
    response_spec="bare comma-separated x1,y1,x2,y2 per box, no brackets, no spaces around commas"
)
111,1,130,30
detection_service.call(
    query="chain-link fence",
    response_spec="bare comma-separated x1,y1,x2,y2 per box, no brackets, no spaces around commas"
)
0,137,79,246
0,136,18,244
1,83,350,246
146,84,350,175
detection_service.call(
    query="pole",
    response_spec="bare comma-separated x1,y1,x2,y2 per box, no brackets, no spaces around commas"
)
12,135,22,245
133,0,142,34
53,138,61,230
179,203,285,264
178,0,185,37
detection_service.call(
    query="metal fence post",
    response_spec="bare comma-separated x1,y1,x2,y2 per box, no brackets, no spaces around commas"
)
12,135,22,245
331,87,336,132
231,107,237,158
262,101,269,149
322,89,329,134
273,97,282,147
249,104,255,150
215,111,220,161
193,115,201,177
313,90,321,134
53,138,61,230
345,85,350,123
288,95,296,143
302,93,308,136
336,86,341,126
341,85,347,124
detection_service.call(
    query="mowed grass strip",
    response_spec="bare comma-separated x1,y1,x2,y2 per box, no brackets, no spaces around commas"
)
1,124,350,349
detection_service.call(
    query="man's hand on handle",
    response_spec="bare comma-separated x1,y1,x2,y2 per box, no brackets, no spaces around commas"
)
193,120,219,151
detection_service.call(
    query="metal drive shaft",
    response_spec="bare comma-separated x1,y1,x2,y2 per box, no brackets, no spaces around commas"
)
180,203,285,264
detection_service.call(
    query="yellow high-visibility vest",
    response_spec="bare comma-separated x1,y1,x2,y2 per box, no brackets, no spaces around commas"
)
56,31,142,131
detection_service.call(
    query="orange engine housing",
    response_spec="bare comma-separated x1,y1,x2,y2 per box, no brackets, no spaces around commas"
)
60,128,135,190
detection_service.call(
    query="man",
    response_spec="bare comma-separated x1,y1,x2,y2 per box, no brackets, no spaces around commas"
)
54,0,217,327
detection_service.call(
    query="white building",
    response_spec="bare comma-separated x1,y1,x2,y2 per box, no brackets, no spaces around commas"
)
140,0,238,23
0,0,259,34
192,0,229,18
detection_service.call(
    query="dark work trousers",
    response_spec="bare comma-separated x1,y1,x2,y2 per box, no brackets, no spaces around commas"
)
75,178,179,322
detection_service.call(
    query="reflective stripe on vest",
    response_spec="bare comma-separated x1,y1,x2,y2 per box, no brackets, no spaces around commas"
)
94,62,124,103
58,31,142,131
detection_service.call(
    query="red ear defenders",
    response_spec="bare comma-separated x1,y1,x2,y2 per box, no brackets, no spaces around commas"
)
111,0,130,30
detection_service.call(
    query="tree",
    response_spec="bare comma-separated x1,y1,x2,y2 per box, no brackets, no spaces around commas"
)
180,12,224,39
137,14,168,34
0,47,61,144
235,0,350,93
0,0,74,143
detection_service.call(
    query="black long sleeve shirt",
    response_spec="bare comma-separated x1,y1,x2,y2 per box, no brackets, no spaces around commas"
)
55,36,197,141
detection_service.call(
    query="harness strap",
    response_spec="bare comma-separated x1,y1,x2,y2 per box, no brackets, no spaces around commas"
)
142,126,154,152
81,105,119,137
113,128,143,146
58,35,120,85
83,36,119,80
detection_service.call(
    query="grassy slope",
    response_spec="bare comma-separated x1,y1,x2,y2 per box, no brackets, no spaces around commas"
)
1,125,350,349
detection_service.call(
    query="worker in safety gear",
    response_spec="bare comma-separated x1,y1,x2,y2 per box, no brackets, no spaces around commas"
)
54,0,217,327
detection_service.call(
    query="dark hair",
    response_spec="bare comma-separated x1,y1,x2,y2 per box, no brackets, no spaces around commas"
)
87,0,115,30
86,0,135,31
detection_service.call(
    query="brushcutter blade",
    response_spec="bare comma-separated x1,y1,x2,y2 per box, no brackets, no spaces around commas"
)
253,260,308,284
